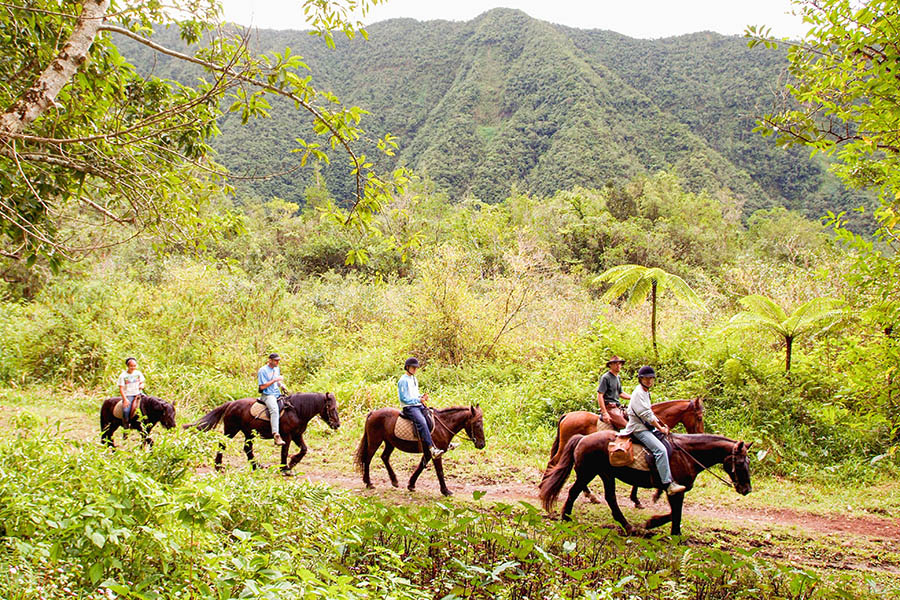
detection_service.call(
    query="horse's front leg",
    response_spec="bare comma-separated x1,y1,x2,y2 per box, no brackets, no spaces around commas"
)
287,433,307,470
643,493,679,532
101,419,118,448
432,457,451,496
381,443,398,487
602,475,634,534
407,451,430,491
138,422,153,449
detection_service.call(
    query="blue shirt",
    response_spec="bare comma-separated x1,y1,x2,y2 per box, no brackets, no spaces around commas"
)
258,365,281,397
397,373,422,406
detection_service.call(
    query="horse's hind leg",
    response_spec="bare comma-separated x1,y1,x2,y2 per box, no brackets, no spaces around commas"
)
561,469,594,521
242,432,258,470
101,417,118,448
407,452,430,491
583,485,603,504
630,485,644,509
381,443,398,487
433,457,451,496
602,476,634,534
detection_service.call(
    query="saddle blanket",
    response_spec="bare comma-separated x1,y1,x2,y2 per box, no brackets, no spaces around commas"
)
596,418,651,471
250,401,286,422
394,414,435,442
113,396,142,420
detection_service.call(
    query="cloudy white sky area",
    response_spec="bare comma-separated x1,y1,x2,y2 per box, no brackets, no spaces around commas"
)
219,0,807,39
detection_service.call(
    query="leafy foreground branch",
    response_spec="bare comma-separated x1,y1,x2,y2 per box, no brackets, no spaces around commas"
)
0,425,885,599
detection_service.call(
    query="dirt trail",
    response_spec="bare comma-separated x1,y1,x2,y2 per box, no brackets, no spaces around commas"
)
285,462,900,542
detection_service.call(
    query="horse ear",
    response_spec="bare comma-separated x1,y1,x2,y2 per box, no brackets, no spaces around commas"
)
745,441,754,450
470,405,476,416
736,441,745,453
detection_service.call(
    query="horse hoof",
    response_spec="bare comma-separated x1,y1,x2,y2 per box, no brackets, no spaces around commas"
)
407,485,416,492
365,483,374,489
633,502,645,510
587,494,603,505
441,489,453,497
390,481,399,488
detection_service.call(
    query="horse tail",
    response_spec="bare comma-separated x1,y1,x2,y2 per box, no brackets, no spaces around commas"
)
549,414,565,460
354,412,372,472
186,401,231,431
539,433,584,513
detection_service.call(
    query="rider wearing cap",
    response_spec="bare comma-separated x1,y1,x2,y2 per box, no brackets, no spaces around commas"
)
623,366,686,495
398,357,444,459
597,356,630,427
258,352,286,446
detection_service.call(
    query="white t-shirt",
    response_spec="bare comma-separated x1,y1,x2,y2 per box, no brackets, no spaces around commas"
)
623,384,657,435
117,370,145,396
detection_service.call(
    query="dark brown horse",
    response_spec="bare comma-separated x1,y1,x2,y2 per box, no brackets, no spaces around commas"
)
540,431,752,535
355,405,486,496
100,394,176,447
188,392,339,471
545,398,705,507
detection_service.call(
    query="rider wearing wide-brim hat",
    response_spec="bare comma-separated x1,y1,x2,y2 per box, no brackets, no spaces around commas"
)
597,355,631,427
397,357,444,459
623,366,686,495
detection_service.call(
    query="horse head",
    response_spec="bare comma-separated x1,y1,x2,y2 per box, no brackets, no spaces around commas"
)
723,440,752,496
464,404,486,449
321,392,340,430
684,397,705,433
142,394,177,429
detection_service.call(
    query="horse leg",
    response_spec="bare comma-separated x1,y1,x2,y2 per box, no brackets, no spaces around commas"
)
243,432,258,470
407,451,430,491
287,433,308,470
381,443,398,488
280,433,293,472
433,457,451,496
602,476,634,534
101,419,118,448
630,485,644,509
561,469,594,521
583,486,603,504
643,494,678,532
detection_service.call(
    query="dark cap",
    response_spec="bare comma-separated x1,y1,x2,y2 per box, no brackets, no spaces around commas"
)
637,365,656,379
606,356,625,367
404,357,420,370
268,353,281,361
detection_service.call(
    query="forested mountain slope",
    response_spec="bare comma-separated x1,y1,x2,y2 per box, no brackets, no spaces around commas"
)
122,8,867,218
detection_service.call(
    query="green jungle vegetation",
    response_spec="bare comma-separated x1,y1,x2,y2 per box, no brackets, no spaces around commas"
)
3,0,900,598
117,9,874,228
2,172,899,598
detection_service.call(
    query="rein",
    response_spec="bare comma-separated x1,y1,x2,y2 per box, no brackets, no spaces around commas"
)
432,410,476,445
667,436,735,489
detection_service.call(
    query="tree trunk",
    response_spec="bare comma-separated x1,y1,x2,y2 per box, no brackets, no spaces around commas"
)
785,336,793,372
651,281,658,359
0,0,109,138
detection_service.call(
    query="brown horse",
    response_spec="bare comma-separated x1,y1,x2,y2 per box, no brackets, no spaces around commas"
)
188,392,339,471
100,394,176,447
545,398,705,507
540,431,752,535
355,405,486,496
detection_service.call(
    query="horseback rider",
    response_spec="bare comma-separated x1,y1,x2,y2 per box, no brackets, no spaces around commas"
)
117,357,145,425
623,366,686,495
597,355,631,426
258,352,286,446
398,357,444,459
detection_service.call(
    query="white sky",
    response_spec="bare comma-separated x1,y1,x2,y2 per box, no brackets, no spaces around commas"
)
219,0,807,40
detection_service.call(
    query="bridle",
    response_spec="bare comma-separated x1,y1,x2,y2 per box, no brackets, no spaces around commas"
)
432,410,479,445
668,436,740,489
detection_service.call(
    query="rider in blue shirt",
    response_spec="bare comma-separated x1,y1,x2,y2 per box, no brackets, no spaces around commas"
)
258,353,286,446
398,357,444,459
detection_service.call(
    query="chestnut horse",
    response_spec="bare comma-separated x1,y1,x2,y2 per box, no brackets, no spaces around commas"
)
545,398,705,506
188,393,339,471
540,431,752,535
100,394,176,447
355,405,485,496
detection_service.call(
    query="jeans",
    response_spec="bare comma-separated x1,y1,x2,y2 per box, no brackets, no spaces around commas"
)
262,395,280,436
402,405,434,448
123,395,138,423
633,429,672,486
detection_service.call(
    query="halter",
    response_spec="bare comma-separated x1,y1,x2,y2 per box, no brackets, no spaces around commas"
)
668,436,739,489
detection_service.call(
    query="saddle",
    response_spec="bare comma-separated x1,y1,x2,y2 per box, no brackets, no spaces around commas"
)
250,396,287,421
112,396,142,420
393,409,435,442
608,431,672,473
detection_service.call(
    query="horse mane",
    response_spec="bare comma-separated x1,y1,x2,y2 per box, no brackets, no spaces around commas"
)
140,394,165,413
671,432,736,447
288,392,327,420
434,405,478,417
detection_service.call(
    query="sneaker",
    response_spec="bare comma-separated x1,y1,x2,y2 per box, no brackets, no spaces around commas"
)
273,433,285,446
430,446,445,459
666,481,686,495
447,442,459,451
